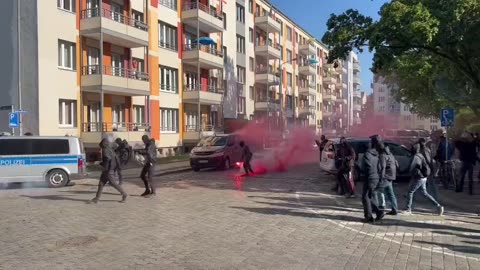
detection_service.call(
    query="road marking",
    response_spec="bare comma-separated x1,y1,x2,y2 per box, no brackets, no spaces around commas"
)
295,191,480,262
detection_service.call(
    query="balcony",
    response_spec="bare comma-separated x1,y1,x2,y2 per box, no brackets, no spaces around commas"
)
323,92,336,101
254,97,280,111
354,104,362,111
298,83,317,96
353,77,361,86
353,91,361,98
254,15,281,33
298,106,314,116
182,43,224,69
254,42,281,59
81,65,150,96
298,43,316,56
323,110,333,117
336,97,347,104
183,125,222,142
353,62,361,72
255,67,280,85
298,64,316,76
181,2,224,33
80,8,148,48
81,122,150,146
336,81,347,90
323,76,337,85
183,84,222,105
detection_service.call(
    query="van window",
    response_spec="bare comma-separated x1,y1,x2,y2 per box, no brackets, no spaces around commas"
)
386,143,411,157
0,139,32,155
197,136,228,147
31,139,70,155
350,141,369,155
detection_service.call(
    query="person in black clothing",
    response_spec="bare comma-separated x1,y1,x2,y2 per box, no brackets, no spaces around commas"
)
140,135,157,197
377,142,399,215
315,135,328,161
239,141,254,176
455,133,478,194
89,138,127,203
360,135,384,223
335,137,356,197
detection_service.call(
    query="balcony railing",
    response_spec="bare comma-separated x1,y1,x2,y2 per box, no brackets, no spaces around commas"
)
184,83,219,93
80,8,148,31
183,43,223,57
82,122,150,132
159,84,178,93
159,41,178,51
159,0,178,11
255,66,280,75
256,97,279,103
183,1,223,21
184,124,223,132
255,41,280,49
81,65,150,81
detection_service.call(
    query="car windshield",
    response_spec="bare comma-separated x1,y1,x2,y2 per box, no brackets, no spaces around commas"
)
197,136,228,147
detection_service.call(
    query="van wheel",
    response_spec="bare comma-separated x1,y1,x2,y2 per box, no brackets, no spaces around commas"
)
46,169,69,188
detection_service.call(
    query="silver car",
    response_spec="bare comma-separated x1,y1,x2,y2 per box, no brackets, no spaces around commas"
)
319,138,413,180
0,136,87,187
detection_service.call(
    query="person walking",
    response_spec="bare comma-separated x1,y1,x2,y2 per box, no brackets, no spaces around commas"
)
419,138,438,200
315,135,328,161
434,131,454,186
139,135,157,197
89,138,127,204
360,135,384,223
114,138,132,186
404,143,444,215
239,141,254,176
455,132,478,195
377,142,399,215
335,137,356,197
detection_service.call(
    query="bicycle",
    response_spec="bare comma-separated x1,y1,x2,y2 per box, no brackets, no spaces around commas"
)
438,160,456,190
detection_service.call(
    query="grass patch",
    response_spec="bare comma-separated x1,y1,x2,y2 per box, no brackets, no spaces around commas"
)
86,154,190,172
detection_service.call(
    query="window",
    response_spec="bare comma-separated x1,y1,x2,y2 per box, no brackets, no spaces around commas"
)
159,21,178,51
279,20,283,36
249,57,254,72
58,99,77,127
249,86,254,100
32,140,70,155
223,12,227,29
160,108,179,133
132,58,145,72
295,32,299,43
404,106,410,112
58,40,76,70
249,28,253,43
223,46,227,64
159,0,177,10
378,96,385,102
57,0,76,12
133,105,145,125
236,4,245,24
237,97,246,114
287,72,292,87
237,66,246,84
159,66,178,93
248,0,253,13
404,115,412,121
255,4,260,16
286,26,292,41
112,104,125,126
132,10,144,22
286,49,292,62
380,87,385,92
279,45,283,60
287,95,293,109
236,35,245,54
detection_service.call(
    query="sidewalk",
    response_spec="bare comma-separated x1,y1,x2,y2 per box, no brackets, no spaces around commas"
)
86,160,191,179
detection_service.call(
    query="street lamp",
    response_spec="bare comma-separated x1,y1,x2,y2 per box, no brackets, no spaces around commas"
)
277,57,318,134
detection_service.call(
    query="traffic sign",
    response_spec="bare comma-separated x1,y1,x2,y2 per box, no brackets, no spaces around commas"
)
9,112,19,128
441,108,455,127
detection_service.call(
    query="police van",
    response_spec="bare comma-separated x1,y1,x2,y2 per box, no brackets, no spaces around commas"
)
0,136,87,187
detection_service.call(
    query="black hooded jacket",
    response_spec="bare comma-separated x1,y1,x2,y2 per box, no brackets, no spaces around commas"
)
144,139,157,164
100,139,119,173
361,148,380,185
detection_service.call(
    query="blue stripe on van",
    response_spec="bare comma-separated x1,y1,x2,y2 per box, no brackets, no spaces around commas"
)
0,155,82,166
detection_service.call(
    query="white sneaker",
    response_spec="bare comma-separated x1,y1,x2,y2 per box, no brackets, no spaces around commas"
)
402,210,412,215
438,206,444,216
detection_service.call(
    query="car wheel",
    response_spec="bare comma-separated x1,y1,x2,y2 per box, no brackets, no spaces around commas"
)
46,169,69,188
192,166,200,172
222,157,231,170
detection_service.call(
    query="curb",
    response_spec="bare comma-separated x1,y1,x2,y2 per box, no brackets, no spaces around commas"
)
86,166,191,179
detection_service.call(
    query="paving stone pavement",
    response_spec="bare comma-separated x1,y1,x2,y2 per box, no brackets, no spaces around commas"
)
1,164,480,270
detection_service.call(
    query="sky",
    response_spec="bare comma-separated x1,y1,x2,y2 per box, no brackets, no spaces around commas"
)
268,0,389,94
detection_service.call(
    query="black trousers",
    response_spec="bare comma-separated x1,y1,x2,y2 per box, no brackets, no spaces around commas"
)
243,158,254,174
95,172,126,199
458,161,474,194
140,163,156,194
362,180,382,219
116,167,123,185
337,169,354,195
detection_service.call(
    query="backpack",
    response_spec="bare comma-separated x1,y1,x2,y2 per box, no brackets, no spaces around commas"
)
118,141,132,165
418,154,431,178
384,154,398,181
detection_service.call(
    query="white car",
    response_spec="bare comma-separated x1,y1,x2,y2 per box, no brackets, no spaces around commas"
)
319,138,413,180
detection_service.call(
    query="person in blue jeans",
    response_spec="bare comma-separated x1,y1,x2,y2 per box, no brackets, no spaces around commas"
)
404,143,444,215
377,143,399,215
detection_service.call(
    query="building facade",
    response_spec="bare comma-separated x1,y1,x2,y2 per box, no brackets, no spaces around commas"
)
372,75,441,131
0,0,337,157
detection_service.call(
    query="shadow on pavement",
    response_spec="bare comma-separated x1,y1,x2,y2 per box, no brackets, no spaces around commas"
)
415,240,480,255
0,181,76,190
20,194,117,203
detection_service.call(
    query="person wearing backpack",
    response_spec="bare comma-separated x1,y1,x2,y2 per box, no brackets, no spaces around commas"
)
139,135,157,197
404,143,444,215
377,143,399,215
418,138,438,200
114,138,133,186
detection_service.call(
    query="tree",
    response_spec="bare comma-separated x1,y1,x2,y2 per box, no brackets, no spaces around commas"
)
321,0,480,116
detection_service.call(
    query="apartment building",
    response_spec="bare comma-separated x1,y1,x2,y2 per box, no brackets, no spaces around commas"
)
373,75,441,131
0,0,328,157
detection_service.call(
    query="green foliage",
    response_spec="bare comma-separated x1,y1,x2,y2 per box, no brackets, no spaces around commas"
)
321,0,480,116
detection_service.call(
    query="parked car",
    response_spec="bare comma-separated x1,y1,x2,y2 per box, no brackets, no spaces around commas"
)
190,134,243,171
319,137,413,180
